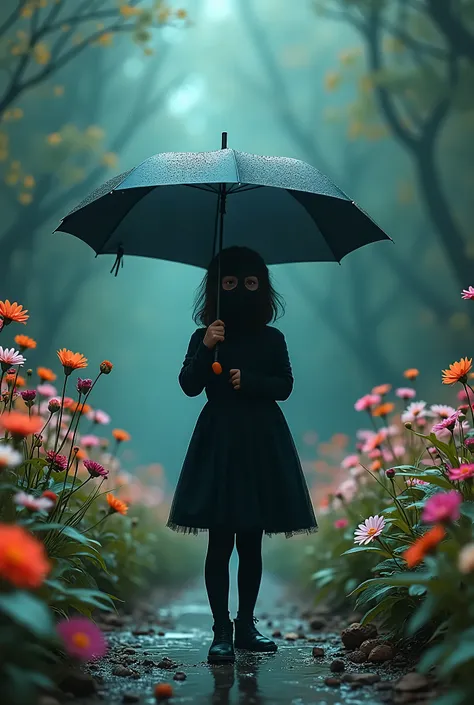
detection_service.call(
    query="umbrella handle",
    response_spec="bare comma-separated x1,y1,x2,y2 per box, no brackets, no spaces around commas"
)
212,344,222,375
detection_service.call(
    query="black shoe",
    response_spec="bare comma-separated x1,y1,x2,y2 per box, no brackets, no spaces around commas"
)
208,619,235,664
234,616,278,652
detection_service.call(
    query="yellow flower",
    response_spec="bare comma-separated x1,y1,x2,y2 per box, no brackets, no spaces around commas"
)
102,152,118,168
11,161,21,170
176,9,187,19
34,43,51,65
53,85,65,96
18,192,33,206
47,132,62,146
339,50,356,66
158,8,171,22
324,71,341,92
347,121,363,140
86,125,105,140
144,47,154,56
21,5,34,18
120,4,140,17
98,33,113,47
5,172,19,186
23,175,35,188
12,108,23,120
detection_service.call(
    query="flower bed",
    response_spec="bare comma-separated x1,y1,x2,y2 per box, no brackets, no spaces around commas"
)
0,299,201,704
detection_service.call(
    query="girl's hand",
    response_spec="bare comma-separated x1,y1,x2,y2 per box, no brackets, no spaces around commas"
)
203,320,225,349
229,369,241,390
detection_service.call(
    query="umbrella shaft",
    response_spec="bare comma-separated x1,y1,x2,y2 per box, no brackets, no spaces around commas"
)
214,184,227,362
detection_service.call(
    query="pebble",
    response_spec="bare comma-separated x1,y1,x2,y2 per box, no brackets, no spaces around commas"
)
330,659,345,673
173,671,187,681
324,677,341,687
112,666,134,677
284,632,299,641
348,649,368,664
395,672,431,692
309,617,327,631
369,644,395,662
312,647,325,658
272,629,282,638
122,693,140,703
341,622,378,650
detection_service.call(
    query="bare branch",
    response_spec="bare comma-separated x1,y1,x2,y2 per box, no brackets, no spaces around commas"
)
427,0,474,62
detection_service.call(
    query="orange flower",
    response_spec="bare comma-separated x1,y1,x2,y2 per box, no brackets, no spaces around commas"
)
74,448,87,460
7,373,25,388
404,368,419,380
372,402,395,417
112,429,131,443
364,431,386,452
57,349,88,376
14,334,36,350
37,366,57,382
403,525,446,568
100,360,113,374
372,384,391,396
69,401,92,415
370,459,382,471
107,493,128,515
442,358,472,385
0,300,29,325
0,524,50,588
0,411,42,437
42,490,58,504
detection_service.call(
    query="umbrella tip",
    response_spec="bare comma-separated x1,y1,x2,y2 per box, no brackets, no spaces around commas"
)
221,132,228,149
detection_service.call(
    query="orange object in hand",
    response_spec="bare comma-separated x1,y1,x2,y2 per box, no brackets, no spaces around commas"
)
212,361,223,375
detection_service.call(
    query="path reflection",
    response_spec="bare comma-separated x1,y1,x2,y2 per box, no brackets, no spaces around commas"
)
209,652,274,705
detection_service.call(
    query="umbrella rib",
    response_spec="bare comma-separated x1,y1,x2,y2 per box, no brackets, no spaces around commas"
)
185,184,219,194
228,184,263,194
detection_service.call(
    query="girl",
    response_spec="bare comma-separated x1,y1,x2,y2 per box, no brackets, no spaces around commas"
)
167,246,317,664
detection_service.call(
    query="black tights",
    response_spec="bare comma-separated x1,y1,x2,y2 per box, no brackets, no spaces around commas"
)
204,529,263,623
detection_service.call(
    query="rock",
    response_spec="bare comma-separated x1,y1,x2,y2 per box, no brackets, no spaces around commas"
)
369,644,395,662
297,632,307,639
59,672,97,697
38,697,61,705
283,632,299,641
122,693,140,703
272,629,282,638
158,631,166,637
330,659,345,673
307,637,317,643
113,666,134,677
324,677,341,687
267,620,273,627
312,647,325,658
395,673,431,693
342,673,380,685
157,657,178,670
348,649,368,664
123,648,137,655
376,681,396,691
360,638,384,655
173,671,187,681
132,627,150,636
341,623,378,650
309,617,327,631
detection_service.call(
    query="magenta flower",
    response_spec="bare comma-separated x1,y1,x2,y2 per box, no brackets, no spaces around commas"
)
14,491,53,512
341,454,359,469
77,377,93,394
354,394,381,412
80,434,101,449
46,450,68,472
432,410,462,433
57,617,107,661
461,286,474,300
83,459,108,478
354,515,385,545
449,463,474,481
37,383,57,397
87,409,111,425
20,389,36,402
422,490,462,524
48,398,61,413
396,387,416,400
334,518,349,529
0,347,26,371
465,437,474,449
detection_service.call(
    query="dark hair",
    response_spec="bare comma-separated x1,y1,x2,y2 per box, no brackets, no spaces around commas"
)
192,246,285,327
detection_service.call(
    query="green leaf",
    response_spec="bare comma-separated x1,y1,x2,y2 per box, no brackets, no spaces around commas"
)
406,594,438,636
394,472,452,490
0,591,55,638
361,596,402,625
342,545,390,557
417,642,448,673
408,584,427,596
439,631,474,676
460,501,474,520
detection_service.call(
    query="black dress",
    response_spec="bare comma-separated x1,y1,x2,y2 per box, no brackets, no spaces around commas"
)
166,325,318,538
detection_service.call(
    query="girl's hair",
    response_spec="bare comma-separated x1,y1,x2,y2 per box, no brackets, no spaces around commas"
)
192,246,285,327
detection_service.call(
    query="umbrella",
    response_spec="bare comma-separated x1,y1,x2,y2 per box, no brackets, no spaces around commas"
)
55,132,392,373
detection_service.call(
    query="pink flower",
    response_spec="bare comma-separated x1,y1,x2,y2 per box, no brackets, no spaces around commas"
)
422,490,462,523
458,388,474,403
46,450,68,472
80,434,100,449
368,448,382,459
337,478,357,502
354,515,385,545
449,463,474,481
396,387,416,400
57,617,107,661
432,410,462,433
14,491,53,512
355,394,381,412
334,518,349,529
406,477,429,487
0,347,26,370
83,459,108,478
87,409,111,425
401,401,429,424
430,404,456,419
465,437,474,449
37,383,57,397
341,454,359,469
461,286,474,300
77,377,93,394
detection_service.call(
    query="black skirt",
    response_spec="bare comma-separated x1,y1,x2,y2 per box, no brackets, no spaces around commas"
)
166,326,318,539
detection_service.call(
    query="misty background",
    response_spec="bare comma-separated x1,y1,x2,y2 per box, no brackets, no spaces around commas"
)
1,0,472,501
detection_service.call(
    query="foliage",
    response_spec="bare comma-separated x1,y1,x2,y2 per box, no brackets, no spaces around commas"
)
0,299,200,704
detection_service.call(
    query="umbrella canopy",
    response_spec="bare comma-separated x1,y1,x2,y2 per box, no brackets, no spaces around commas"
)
55,138,392,272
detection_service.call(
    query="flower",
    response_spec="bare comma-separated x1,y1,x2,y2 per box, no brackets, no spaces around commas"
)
404,368,419,380
442,358,472,385
46,450,68,472
107,493,128,515
0,523,50,587
88,409,110,425
458,543,474,573
83,459,108,479
370,459,382,471
68,401,91,415
0,300,29,325
334,518,349,529
406,477,429,487
0,411,42,437
461,286,474,300
448,463,474,481
465,437,474,449
354,515,385,545
80,434,100,448
401,401,428,424
341,454,359,469
37,383,58,398
57,617,107,661
354,394,381,411
14,334,36,350
0,347,26,371
112,429,131,443
396,387,416,400
100,360,113,374
372,384,391,396
20,389,36,402
42,490,58,504
372,402,394,417
48,398,61,413
403,525,446,568
0,444,22,469
386,468,395,479
57,349,88,375
77,377,93,394
430,404,457,419
37,367,56,382
432,410,462,433
14,491,54,512
422,490,462,524
362,431,386,453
